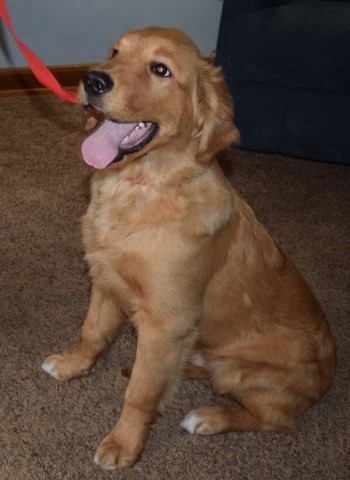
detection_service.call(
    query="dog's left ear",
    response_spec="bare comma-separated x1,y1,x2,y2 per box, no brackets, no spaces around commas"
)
194,62,240,164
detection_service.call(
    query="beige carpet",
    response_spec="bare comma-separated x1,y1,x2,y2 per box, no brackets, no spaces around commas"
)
0,94,349,480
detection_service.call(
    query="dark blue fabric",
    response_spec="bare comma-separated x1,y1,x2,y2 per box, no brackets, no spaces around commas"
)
216,0,350,164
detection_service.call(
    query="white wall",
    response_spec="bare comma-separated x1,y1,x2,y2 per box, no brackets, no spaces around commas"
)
0,0,223,68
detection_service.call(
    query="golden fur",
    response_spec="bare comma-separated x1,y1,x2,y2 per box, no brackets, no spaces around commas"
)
43,27,336,470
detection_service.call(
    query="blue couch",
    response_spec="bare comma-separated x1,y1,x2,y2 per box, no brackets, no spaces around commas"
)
215,0,350,164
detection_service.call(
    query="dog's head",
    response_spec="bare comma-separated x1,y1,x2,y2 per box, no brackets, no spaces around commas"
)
79,27,239,169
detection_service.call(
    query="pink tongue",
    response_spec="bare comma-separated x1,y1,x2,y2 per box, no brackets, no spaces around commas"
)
81,120,136,169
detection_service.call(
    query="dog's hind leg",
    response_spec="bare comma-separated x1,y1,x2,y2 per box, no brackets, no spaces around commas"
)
181,402,296,436
42,286,125,380
181,360,301,436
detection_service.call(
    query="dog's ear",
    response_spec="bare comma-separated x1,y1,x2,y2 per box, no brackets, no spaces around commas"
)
194,62,240,164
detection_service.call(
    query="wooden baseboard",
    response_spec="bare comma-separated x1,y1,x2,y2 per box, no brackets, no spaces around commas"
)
0,58,213,97
0,64,88,97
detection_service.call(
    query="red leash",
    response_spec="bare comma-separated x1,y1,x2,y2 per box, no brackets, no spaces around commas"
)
0,0,78,103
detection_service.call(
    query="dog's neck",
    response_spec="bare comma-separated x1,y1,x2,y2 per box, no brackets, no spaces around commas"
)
125,175,148,186
121,146,206,189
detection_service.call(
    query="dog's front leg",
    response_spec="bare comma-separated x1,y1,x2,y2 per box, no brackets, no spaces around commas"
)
43,286,124,380
94,313,197,470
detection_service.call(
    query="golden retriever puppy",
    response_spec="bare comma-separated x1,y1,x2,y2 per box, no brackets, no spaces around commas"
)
42,27,336,470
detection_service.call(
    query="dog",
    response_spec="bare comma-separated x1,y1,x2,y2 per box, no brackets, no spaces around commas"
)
42,27,336,470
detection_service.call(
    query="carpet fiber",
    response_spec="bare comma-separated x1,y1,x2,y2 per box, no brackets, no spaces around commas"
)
0,95,349,479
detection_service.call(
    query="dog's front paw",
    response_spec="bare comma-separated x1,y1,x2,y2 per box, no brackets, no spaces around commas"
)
94,431,140,470
42,352,93,381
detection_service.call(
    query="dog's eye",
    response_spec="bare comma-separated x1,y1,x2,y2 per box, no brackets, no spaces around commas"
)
111,48,119,59
151,63,172,77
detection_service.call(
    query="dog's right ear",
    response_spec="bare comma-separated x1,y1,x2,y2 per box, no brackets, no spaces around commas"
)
194,61,240,165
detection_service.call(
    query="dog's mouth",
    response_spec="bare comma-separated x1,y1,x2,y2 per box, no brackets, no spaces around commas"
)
81,119,158,169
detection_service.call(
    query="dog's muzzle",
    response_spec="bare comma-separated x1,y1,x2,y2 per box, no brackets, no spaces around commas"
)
80,70,158,170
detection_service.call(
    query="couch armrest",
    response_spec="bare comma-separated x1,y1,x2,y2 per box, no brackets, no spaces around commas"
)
222,0,287,18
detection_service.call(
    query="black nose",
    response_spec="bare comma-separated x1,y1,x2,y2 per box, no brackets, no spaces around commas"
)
83,70,114,96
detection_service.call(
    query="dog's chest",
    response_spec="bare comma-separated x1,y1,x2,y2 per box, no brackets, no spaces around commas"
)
84,177,183,248
81,178,190,309
83,180,153,257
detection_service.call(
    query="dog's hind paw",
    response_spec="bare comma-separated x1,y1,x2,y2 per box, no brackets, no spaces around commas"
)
180,407,223,435
42,357,60,379
180,411,202,434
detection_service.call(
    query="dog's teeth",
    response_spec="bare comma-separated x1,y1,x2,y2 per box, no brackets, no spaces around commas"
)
123,122,148,143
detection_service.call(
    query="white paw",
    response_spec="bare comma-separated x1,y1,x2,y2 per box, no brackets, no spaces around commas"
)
191,352,206,368
93,454,117,471
42,358,59,379
180,411,202,435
